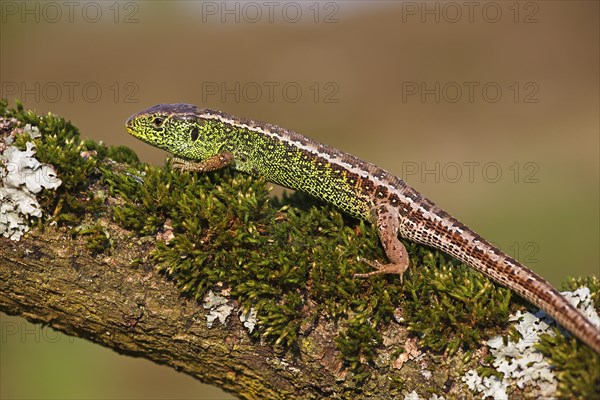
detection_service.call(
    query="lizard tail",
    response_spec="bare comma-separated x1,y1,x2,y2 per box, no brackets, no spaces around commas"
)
404,212,600,354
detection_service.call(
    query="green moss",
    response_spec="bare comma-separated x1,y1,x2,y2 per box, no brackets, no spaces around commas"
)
73,222,111,255
107,145,140,166
101,154,402,358
4,100,106,226
102,150,512,368
401,245,513,355
337,321,383,371
537,332,600,399
1,100,112,251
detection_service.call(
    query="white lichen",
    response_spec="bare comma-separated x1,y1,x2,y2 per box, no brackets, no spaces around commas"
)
239,307,258,333
0,127,61,240
203,290,233,328
23,123,41,139
551,287,600,329
403,390,420,400
463,370,509,400
463,287,599,399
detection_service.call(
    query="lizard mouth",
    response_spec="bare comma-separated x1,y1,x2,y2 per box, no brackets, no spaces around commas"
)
125,113,139,135
125,122,139,138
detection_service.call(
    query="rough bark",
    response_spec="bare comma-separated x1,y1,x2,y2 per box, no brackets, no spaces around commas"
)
0,228,315,399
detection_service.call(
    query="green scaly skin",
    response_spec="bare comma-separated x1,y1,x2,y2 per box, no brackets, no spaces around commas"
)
126,103,600,355
127,103,373,220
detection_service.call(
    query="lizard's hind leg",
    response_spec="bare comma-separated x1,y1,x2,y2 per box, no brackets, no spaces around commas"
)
354,204,410,281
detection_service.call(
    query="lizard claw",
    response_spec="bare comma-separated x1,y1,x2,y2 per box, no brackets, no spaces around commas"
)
353,257,407,283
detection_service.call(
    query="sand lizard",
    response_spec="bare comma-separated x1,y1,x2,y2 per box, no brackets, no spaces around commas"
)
126,103,600,354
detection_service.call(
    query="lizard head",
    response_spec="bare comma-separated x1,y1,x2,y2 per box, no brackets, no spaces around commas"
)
126,103,221,161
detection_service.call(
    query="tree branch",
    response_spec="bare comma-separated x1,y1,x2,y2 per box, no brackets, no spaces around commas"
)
0,229,309,399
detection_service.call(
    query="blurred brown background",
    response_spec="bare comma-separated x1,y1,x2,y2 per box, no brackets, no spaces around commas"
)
1,1,598,399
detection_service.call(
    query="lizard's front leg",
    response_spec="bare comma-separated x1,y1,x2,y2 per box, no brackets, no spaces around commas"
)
171,152,235,172
354,203,410,281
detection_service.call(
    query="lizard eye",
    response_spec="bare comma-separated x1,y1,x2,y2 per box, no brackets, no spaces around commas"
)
152,117,165,127
191,127,199,141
